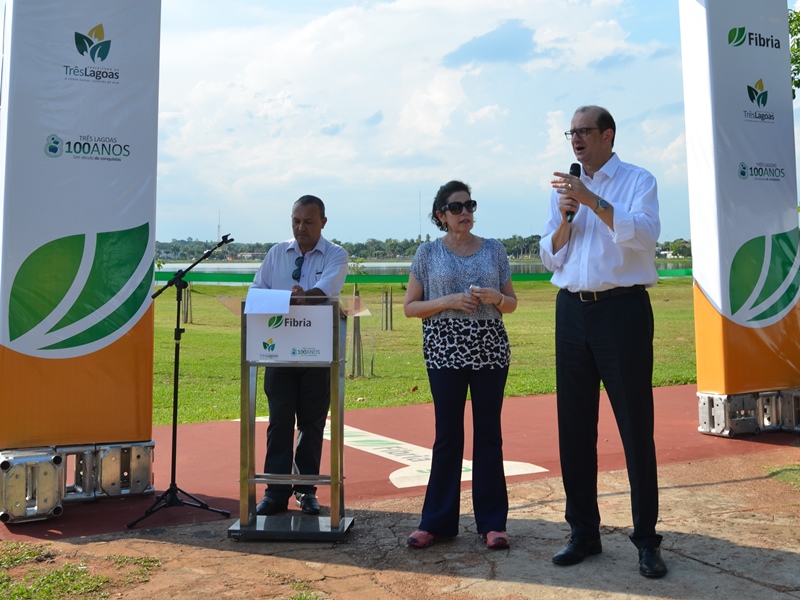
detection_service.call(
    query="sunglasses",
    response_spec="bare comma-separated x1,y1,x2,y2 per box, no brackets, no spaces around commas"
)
292,255,304,281
441,199,478,215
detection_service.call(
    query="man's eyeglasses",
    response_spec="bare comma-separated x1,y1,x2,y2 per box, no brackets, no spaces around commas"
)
292,255,304,281
441,199,478,215
564,127,599,140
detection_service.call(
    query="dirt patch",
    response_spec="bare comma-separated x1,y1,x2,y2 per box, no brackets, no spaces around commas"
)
13,445,800,599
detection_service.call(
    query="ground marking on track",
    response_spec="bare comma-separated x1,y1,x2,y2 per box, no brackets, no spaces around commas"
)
323,422,548,489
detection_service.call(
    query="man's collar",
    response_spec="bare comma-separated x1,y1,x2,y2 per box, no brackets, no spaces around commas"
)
594,152,619,179
288,237,327,255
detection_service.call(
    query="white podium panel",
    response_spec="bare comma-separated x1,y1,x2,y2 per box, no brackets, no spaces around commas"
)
245,306,333,363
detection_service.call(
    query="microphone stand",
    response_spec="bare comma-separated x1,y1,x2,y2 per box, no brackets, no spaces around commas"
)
128,235,234,528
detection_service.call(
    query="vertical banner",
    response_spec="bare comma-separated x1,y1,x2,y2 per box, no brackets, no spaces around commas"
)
679,0,800,394
0,1,160,447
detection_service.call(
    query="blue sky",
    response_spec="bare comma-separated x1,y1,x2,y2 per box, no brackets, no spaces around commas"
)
156,0,796,245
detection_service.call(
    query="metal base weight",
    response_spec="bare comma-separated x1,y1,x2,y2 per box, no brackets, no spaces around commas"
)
227,514,354,541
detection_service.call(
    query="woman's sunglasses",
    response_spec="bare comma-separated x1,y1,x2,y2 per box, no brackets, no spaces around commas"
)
441,199,478,215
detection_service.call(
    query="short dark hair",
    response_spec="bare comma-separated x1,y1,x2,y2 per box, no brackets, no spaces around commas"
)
575,105,616,148
294,194,325,218
430,180,471,231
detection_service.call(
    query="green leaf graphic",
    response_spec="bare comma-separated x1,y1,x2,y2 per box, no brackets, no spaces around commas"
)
89,40,111,63
730,229,800,321
49,223,149,333
43,263,154,350
729,236,765,315
74,32,93,55
757,91,768,108
728,27,746,47
87,24,105,41
751,266,800,322
268,316,283,328
747,86,759,103
9,235,85,341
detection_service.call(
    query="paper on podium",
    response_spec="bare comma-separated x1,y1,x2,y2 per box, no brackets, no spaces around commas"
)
244,288,292,314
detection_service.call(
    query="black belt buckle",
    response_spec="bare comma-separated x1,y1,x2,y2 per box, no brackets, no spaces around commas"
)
578,291,598,302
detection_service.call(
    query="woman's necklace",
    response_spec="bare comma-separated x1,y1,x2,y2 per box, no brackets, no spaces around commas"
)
444,233,480,257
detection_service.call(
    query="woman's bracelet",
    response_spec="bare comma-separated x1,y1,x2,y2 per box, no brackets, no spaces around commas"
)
497,294,505,307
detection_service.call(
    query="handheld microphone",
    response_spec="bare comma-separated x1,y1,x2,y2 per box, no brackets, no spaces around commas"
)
565,162,581,223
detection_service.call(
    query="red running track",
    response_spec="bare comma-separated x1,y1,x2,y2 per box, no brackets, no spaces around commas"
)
1,385,793,542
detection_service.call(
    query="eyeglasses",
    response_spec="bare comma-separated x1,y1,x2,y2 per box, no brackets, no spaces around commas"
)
292,255,304,281
441,199,478,215
564,127,599,140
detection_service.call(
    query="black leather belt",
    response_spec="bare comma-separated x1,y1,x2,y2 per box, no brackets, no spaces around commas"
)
563,285,645,302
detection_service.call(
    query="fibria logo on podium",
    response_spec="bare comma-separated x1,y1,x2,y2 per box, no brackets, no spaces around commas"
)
246,306,333,363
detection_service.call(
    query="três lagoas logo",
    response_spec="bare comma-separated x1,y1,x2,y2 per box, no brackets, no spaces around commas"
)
75,24,111,63
743,79,774,124
747,79,768,108
65,24,119,83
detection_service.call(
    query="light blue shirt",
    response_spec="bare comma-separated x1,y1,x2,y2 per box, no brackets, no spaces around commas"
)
251,236,349,296
540,153,661,293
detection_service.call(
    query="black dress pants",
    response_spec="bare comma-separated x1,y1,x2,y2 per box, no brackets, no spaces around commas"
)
263,366,330,500
555,288,662,549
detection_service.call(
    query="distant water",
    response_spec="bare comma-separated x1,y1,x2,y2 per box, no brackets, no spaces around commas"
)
159,260,691,277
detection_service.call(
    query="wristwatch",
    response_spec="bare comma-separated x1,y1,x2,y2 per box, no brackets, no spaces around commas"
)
594,198,608,214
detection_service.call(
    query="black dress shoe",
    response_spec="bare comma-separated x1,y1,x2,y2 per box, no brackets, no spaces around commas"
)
552,538,602,566
295,493,321,515
256,495,288,516
638,546,668,578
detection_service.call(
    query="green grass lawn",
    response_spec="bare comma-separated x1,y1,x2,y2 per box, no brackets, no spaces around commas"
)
154,278,696,426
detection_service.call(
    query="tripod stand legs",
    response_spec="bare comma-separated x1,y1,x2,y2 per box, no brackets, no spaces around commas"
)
127,483,231,529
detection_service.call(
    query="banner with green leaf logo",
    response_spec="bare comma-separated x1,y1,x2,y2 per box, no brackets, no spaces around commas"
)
679,0,800,393
0,0,160,448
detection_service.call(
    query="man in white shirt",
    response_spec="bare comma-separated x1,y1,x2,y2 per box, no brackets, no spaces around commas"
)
251,195,348,516
539,105,667,578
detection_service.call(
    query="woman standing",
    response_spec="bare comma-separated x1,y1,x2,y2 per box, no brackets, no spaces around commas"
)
403,180,517,550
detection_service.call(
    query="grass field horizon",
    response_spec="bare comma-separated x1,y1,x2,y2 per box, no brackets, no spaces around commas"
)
153,278,696,426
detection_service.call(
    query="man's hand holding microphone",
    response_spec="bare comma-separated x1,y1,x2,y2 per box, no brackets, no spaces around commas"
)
551,163,582,223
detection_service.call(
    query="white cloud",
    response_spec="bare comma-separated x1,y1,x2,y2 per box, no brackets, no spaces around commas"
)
466,105,509,124
155,0,690,243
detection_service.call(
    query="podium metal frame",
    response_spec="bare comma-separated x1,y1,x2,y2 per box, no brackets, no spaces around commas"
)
228,298,353,541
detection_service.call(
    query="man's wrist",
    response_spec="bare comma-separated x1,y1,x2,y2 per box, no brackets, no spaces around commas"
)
594,197,608,214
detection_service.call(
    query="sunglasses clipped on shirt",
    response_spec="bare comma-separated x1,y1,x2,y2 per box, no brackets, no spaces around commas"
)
292,255,304,281
441,199,478,215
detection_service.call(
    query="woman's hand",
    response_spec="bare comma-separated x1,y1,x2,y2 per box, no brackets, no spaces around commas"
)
450,290,480,313
468,285,503,307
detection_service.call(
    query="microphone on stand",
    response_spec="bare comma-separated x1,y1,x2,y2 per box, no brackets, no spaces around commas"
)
565,162,581,223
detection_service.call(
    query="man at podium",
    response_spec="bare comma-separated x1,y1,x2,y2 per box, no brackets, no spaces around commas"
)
251,195,349,515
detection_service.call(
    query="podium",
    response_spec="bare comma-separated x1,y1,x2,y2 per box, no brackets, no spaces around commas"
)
228,296,354,541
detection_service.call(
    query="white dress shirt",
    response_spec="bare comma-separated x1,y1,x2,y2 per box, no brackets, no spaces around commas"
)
540,153,661,292
251,236,349,296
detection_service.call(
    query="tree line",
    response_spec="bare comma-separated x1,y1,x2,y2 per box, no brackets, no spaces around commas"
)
156,236,691,262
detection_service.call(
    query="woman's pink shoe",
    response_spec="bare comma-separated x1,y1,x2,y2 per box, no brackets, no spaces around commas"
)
407,529,452,549
481,531,510,549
